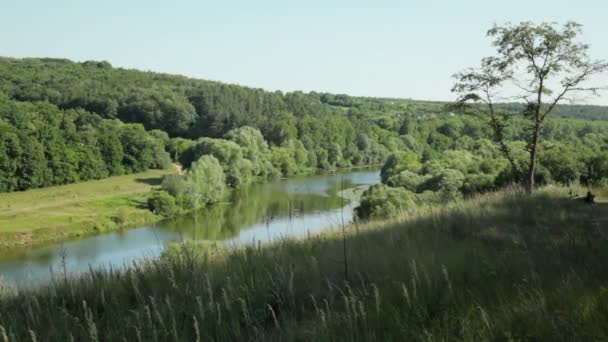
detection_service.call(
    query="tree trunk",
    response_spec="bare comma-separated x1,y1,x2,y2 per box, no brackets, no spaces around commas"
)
526,150,536,193
526,122,541,193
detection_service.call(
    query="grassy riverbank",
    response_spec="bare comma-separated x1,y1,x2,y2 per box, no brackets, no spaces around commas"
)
1,186,607,340
0,165,377,250
0,168,177,249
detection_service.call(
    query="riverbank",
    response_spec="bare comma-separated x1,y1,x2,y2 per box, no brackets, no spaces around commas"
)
2,186,608,340
0,168,380,286
0,168,178,250
0,165,380,251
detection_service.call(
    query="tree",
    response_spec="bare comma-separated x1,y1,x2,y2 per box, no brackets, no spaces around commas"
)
187,155,227,206
380,151,422,183
582,152,608,186
181,137,252,187
0,124,20,191
98,121,125,176
147,190,178,217
225,126,275,177
162,155,226,210
165,138,192,164
540,143,582,184
119,124,156,173
356,184,416,219
453,22,607,192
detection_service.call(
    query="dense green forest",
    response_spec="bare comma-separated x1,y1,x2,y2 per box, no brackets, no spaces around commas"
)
0,57,607,214
0,94,170,192
357,114,608,218
0,57,404,194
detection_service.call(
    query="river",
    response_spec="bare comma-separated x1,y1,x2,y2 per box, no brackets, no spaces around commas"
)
0,168,379,287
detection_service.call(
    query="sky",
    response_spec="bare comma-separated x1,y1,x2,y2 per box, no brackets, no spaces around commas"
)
1,0,607,104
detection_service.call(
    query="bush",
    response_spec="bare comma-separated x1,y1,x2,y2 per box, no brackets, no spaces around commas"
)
386,170,429,192
161,155,227,211
147,190,178,217
419,169,465,203
380,151,422,183
357,184,417,219
180,137,253,187
462,173,496,195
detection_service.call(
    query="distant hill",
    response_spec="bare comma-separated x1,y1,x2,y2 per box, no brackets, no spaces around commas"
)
1,57,606,194
1,57,605,139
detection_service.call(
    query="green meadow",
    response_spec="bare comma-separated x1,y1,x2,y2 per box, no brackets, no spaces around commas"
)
0,168,176,249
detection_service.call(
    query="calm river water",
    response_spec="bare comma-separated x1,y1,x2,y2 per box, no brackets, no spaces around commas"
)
0,169,379,287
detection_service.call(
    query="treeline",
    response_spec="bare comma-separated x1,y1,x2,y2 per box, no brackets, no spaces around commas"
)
1,57,607,200
378,98,608,122
0,57,408,193
0,94,170,192
0,57,394,139
149,125,385,215
357,114,608,218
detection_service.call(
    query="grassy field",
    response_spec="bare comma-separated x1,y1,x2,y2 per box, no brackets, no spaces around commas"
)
0,186,607,341
0,168,177,249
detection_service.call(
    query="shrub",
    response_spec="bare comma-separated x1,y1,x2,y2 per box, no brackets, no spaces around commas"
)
147,190,178,217
380,151,422,183
462,173,496,195
357,184,417,219
386,170,429,192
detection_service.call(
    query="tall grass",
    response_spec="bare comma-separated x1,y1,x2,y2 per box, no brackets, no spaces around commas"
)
1,186,608,341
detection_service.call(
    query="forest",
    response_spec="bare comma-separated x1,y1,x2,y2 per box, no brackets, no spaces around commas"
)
0,93,170,192
0,57,607,217
0,57,397,194
0,18,608,341
357,114,608,218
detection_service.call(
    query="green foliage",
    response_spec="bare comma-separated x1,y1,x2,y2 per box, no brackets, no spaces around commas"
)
364,108,608,219
357,184,417,218
424,168,466,202
0,95,167,192
0,57,418,194
120,124,166,173
166,137,193,162
541,143,583,184
270,146,299,177
1,56,607,206
385,170,428,192
380,151,422,183
161,175,194,209
162,155,226,210
147,190,178,217
453,21,608,191
225,126,276,177
462,173,497,195
188,156,226,205
582,152,608,186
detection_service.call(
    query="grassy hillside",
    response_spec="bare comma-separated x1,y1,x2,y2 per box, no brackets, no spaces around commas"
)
0,168,176,249
1,186,607,340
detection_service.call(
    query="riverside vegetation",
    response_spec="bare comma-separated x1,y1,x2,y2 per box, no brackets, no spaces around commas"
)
2,23,608,223
1,186,607,340
0,168,177,249
0,21,607,340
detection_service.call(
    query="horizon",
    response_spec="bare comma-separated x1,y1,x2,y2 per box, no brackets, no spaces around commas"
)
4,55,608,108
2,0,608,105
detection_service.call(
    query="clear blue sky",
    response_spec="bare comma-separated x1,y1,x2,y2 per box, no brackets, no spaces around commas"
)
1,0,607,104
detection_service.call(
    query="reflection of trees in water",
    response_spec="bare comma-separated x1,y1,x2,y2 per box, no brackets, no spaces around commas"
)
159,179,349,241
0,247,56,265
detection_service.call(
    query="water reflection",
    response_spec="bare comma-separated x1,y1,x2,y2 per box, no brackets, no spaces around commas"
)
0,169,379,286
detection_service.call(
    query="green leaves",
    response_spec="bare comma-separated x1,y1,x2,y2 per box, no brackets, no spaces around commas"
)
162,155,227,211
453,21,607,191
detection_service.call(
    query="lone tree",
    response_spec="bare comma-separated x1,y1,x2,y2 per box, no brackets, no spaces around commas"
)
452,22,607,192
